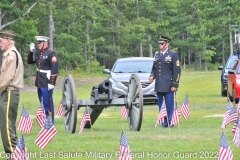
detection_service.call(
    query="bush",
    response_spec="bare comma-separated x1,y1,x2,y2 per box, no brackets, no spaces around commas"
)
89,60,105,73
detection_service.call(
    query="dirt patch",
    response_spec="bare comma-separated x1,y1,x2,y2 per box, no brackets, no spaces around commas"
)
21,76,106,93
204,114,224,117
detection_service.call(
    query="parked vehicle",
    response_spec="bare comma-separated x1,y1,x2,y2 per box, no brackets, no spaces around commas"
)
102,57,157,104
218,54,238,97
227,58,240,104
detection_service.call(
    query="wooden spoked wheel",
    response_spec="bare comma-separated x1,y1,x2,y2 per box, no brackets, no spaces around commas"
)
62,75,78,133
126,74,143,131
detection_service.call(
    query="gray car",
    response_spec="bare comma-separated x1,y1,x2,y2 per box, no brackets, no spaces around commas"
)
102,57,157,104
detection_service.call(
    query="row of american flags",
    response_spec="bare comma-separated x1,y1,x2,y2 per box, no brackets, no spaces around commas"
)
121,95,190,127
120,94,239,160
218,100,240,160
14,101,131,160
118,95,190,160
13,102,57,159
13,94,240,160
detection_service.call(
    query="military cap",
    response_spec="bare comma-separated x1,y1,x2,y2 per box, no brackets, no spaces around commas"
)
158,35,171,44
35,36,49,43
0,30,17,40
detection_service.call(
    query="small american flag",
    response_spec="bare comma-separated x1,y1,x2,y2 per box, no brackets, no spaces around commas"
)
155,101,167,128
13,134,28,160
17,107,33,134
36,102,46,128
221,103,232,128
170,105,180,126
232,118,239,134
225,105,238,126
237,100,240,113
181,95,189,119
218,132,233,160
79,107,91,134
35,117,57,149
56,102,63,117
118,131,131,160
233,118,240,147
121,106,128,119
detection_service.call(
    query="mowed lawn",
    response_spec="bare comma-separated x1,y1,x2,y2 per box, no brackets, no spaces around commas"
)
0,71,239,160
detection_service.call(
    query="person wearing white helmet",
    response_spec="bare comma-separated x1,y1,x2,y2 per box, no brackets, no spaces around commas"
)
27,35,58,124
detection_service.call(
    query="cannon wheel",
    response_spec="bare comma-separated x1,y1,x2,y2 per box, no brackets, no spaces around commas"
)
127,74,143,131
62,75,78,133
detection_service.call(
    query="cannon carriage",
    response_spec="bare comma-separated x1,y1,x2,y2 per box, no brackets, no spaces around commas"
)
61,74,144,133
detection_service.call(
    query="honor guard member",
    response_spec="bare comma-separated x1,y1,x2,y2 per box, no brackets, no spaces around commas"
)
0,30,24,158
149,35,181,127
27,36,58,123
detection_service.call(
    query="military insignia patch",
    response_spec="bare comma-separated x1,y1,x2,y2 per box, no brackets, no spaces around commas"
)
52,56,57,63
7,55,13,59
165,55,172,61
176,60,180,66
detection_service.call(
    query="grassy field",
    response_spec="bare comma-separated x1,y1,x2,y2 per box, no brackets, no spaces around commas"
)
0,71,239,160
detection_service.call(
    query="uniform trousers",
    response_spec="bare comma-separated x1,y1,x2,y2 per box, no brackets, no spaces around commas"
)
157,92,174,127
37,88,54,123
0,89,19,156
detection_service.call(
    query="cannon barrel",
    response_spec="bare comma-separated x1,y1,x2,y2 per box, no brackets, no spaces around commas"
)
98,79,112,94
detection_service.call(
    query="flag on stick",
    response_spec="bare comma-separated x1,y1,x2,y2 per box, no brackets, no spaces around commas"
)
79,107,91,134
17,107,33,134
232,118,239,134
171,105,180,126
121,106,128,119
181,95,189,119
118,131,131,160
56,101,63,117
36,102,46,128
225,106,238,125
233,118,240,147
155,101,167,128
221,103,232,128
218,132,233,160
221,103,238,128
35,117,57,149
237,100,240,114
13,134,28,160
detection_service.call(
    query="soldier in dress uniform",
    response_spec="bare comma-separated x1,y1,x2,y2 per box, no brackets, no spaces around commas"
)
149,35,181,127
0,30,24,159
27,36,58,123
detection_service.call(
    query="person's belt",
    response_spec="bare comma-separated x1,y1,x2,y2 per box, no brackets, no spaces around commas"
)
37,68,51,80
6,86,19,91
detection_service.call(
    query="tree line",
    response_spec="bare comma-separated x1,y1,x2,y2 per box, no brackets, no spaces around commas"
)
1,0,240,75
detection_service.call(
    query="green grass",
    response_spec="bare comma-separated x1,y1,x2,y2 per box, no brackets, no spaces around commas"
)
1,71,239,160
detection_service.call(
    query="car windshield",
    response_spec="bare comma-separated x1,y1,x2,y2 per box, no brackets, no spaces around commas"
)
113,60,153,73
226,59,238,69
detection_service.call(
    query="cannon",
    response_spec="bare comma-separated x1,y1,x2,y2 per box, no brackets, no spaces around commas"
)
61,74,143,133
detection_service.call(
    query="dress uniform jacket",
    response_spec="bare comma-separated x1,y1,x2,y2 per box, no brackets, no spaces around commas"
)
0,46,24,93
151,49,181,92
0,45,24,154
28,47,58,87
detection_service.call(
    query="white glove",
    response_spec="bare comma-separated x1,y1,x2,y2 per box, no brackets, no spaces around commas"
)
29,43,35,52
48,84,54,90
